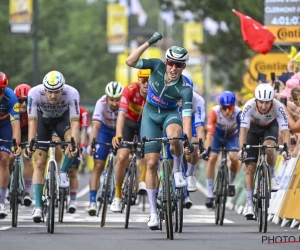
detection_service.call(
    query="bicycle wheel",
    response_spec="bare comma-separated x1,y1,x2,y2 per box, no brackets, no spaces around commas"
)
174,197,178,233
220,166,228,226
125,162,136,229
11,162,19,227
177,187,184,233
256,167,263,233
262,163,269,233
163,161,173,240
58,188,66,223
101,158,113,227
142,194,146,212
214,170,221,225
48,162,56,234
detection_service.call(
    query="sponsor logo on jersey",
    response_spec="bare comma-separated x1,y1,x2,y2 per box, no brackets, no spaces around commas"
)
13,102,20,113
151,93,168,106
121,96,128,104
74,99,79,115
241,105,251,121
278,107,287,122
28,97,33,114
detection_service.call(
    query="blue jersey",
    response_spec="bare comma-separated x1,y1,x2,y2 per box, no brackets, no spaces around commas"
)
0,87,20,124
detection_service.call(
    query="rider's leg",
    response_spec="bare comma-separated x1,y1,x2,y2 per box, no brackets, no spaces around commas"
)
206,152,218,197
185,137,199,192
114,148,130,199
244,162,256,217
137,158,146,194
89,159,106,204
32,149,48,220
0,151,10,204
145,153,160,213
166,123,186,187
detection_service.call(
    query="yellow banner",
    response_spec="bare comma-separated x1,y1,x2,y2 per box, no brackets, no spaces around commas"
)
247,52,289,81
107,4,128,54
184,22,203,63
278,157,300,220
9,0,33,33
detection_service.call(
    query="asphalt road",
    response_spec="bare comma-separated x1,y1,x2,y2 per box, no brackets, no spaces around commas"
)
1,173,300,250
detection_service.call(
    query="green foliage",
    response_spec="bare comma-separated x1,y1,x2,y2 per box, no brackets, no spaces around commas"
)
0,0,117,104
160,0,264,91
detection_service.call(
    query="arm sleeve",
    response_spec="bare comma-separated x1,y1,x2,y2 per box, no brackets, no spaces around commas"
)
119,86,131,113
207,109,217,136
134,58,162,71
9,93,20,122
69,89,80,120
80,107,89,128
92,99,103,123
181,87,193,117
194,96,205,128
240,100,255,129
275,102,289,131
27,89,38,118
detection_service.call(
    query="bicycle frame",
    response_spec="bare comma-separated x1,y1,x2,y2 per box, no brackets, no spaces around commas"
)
9,155,25,203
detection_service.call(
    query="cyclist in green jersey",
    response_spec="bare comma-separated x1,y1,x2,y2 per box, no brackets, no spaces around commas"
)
123,32,194,230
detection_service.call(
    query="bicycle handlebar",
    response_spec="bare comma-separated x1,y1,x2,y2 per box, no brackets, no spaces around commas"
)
30,137,77,152
91,138,117,155
241,142,289,159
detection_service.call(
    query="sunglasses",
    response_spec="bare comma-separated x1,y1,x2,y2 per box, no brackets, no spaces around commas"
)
138,78,149,84
166,60,185,68
221,105,234,112
18,98,28,104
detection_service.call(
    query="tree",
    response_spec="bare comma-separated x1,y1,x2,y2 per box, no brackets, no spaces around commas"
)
160,0,264,91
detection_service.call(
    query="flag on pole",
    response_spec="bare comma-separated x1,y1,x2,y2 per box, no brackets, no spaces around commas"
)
232,9,275,54
119,0,147,27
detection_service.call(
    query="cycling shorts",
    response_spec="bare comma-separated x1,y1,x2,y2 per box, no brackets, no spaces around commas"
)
93,123,115,161
211,133,239,154
36,110,70,152
244,120,278,164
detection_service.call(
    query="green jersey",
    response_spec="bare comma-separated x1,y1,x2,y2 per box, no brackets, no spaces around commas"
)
135,58,193,117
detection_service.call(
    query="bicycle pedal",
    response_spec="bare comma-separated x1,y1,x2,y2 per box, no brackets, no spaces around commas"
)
33,218,42,223
68,208,76,214
246,215,255,221
0,214,6,220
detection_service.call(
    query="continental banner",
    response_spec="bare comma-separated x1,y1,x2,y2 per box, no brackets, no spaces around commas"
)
278,156,300,220
183,22,203,66
107,4,128,54
9,0,33,34
247,52,289,81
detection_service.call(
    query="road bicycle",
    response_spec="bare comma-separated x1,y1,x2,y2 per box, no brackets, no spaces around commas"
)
241,140,288,233
120,135,141,229
90,139,116,227
30,138,75,234
210,143,238,226
141,134,190,240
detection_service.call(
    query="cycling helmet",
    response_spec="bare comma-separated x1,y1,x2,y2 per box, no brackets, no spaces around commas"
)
105,81,123,98
0,72,8,88
165,45,189,63
219,91,236,106
14,84,31,98
137,69,151,78
255,84,274,101
43,71,65,91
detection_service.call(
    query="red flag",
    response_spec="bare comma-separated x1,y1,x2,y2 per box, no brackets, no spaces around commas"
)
232,9,275,54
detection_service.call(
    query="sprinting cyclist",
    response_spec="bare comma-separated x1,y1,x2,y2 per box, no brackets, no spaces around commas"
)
87,81,123,216
110,70,149,213
14,84,33,206
204,91,241,209
238,84,291,218
0,72,21,218
125,32,194,230
27,70,80,222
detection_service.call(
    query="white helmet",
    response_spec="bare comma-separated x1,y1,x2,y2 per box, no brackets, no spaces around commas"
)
255,84,274,101
165,45,189,63
105,81,123,98
43,71,65,91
